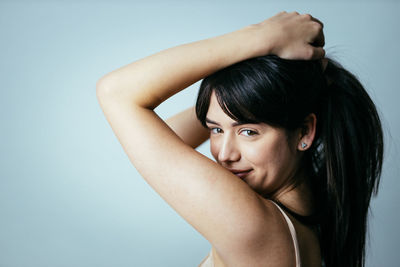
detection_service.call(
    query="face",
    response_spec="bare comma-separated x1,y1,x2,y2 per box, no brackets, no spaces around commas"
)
205,92,302,197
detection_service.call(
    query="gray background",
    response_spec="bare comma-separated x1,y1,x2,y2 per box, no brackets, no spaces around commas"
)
0,1,399,266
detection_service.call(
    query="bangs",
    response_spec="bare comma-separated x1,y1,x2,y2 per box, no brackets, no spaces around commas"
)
214,79,261,124
196,56,290,128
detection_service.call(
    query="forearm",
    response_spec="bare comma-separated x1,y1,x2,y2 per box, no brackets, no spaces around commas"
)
166,106,209,148
96,26,265,109
97,12,325,109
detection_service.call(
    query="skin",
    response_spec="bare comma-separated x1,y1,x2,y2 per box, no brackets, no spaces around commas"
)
97,11,324,266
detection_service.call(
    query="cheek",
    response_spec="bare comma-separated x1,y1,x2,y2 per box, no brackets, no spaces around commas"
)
244,138,289,169
246,146,274,170
243,145,267,164
210,139,219,160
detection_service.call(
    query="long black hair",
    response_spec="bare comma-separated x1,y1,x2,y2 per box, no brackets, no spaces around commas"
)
195,55,383,267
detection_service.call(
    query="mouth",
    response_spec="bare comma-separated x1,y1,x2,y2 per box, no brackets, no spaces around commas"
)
229,169,253,179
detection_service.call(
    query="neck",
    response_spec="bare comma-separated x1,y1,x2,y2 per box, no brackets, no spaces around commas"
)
269,170,315,216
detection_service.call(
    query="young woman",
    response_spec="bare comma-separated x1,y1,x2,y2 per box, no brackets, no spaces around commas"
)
96,11,383,267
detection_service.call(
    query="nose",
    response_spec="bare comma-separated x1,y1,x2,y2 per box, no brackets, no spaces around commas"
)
217,133,240,163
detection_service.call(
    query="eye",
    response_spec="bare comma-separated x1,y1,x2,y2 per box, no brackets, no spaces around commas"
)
240,129,258,137
210,127,223,134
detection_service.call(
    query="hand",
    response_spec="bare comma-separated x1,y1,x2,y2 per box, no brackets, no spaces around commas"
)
250,11,325,60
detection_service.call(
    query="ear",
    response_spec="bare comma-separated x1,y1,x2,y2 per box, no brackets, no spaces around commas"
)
297,113,317,151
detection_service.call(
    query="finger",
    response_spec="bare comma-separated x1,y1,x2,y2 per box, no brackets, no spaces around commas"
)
308,14,324,29
310,47,326,60
312,29,325,47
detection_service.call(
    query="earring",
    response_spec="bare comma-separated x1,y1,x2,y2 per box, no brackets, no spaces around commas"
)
301,142,307,149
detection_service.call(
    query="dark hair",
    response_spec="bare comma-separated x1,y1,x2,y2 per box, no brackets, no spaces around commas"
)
195,55,383,267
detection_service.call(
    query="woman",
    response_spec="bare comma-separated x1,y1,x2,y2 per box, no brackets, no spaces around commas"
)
96,11,383,267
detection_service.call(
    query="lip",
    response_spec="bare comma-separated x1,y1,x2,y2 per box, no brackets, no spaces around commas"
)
229,169,252,179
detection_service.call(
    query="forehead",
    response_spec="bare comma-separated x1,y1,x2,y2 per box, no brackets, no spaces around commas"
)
205,87,262,127
206,92,236,123
206,92,266,131
205,92,290,138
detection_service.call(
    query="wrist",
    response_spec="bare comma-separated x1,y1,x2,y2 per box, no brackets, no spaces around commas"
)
210,26,271,69
238,24,274,58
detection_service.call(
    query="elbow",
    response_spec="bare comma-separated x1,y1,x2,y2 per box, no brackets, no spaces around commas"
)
96,81,109,110
95,74,155,109
96,75,113,99
96,75,122,105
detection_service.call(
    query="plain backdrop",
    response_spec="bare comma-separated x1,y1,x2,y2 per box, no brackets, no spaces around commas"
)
0,1,399,266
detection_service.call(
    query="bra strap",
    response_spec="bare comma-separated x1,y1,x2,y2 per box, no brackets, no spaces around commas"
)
270,200,302,267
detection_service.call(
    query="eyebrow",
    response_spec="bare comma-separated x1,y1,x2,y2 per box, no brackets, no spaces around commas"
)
205,118,248,127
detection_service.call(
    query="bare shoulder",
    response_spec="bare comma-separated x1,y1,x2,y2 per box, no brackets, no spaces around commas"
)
214,198,322,266
261,198,322,267
212,198,298,266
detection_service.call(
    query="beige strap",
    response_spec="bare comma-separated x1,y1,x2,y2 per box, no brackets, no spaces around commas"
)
198,251,213,267
270,201,302,267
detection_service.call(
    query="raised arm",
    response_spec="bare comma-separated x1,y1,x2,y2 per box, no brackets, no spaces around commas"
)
96,11,324,263
166,106,209,149
97,12,324,108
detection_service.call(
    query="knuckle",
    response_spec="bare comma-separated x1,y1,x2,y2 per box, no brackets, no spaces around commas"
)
305,48,314,59
312,21,323,31
302,13,312,20
276,11,287,17
288,11,299,16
